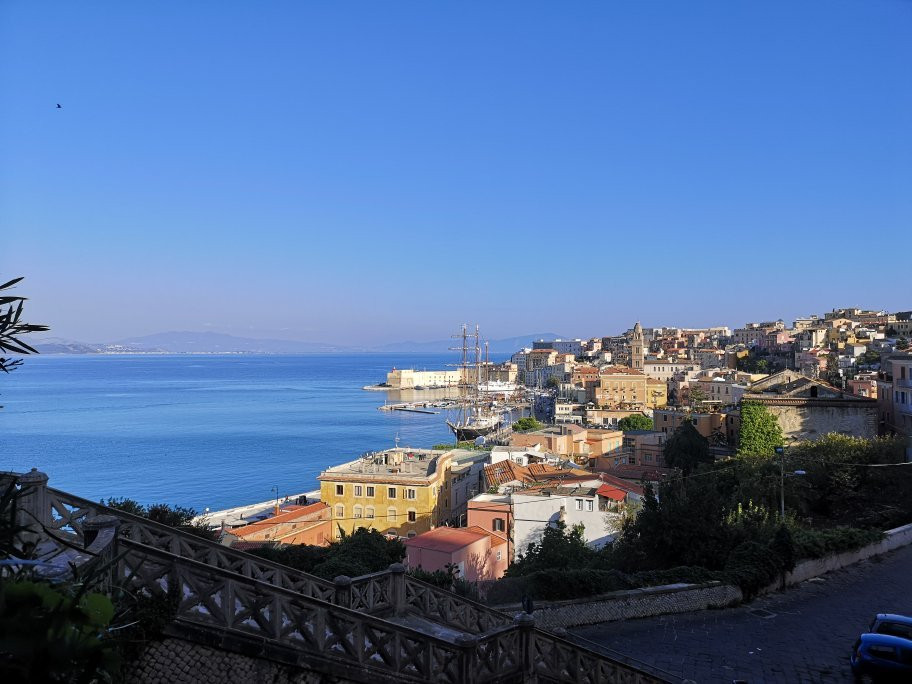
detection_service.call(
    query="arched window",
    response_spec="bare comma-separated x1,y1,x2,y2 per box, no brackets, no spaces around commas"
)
353,505,363,519
387,508,397,523
335,505,344,519
366,507,375,519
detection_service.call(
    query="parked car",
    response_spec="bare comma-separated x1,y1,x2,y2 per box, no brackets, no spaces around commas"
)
869,614,912,641
851,633,912,682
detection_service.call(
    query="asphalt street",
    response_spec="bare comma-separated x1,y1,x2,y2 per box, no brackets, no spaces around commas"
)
572,544,912,683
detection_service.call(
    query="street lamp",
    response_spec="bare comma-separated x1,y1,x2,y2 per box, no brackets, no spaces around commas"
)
774,445,805,519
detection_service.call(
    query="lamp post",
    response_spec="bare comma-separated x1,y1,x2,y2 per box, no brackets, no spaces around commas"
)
775,445,805,519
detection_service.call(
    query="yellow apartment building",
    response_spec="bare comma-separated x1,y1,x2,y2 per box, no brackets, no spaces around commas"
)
317,448,455,539
595,367,667,410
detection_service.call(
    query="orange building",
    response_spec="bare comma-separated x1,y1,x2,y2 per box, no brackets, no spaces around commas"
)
224,502,332,548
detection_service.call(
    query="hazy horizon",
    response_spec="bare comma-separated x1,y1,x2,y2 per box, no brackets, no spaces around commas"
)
3,1,910,346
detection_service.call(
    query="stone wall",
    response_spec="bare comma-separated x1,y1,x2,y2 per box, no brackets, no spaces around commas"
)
761,522,912,595
128,637,360,684
495,582,743,630
767,403,877,441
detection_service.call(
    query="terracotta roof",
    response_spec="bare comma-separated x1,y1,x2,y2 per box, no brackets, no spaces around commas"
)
597,473,644,495
600,366,646,376
596,485,627,501
466,525,508,547
404,526,488,553
232,502,329,538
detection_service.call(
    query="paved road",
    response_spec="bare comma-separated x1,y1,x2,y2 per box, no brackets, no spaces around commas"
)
572,544,912,683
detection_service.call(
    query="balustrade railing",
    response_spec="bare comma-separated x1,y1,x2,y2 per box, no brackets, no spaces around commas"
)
119,539,469,684
403,575,514,633
5,471,669,683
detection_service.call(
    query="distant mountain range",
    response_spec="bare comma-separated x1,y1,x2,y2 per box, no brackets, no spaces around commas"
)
32,331,568,355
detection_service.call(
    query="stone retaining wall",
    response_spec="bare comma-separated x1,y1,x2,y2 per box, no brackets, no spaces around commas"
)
761,521,912,595
128,637,359,684
496,581,743,629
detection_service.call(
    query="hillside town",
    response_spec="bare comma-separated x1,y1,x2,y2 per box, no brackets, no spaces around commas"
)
219,306,912,586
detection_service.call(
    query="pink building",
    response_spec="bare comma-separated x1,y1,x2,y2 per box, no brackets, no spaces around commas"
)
404,526,508,581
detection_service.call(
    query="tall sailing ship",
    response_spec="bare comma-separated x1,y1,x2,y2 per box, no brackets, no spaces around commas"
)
446,324,503,441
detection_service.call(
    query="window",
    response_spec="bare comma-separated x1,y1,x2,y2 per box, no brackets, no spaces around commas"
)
388,487,396,499
335,484,344,496
354,485,363,497
493,518,505,532
406,488,417,500
366,486,375,497
387,508,397,523
366,507,375,519
496,550,503,561
407,510,417,522
335,505,344,518
586,500,593,512
354,505,362,519
575,499,583,511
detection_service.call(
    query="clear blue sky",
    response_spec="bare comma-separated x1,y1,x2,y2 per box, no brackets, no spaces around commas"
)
2,1,910,345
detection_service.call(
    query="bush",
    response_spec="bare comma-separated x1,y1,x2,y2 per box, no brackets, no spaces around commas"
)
790,526,883,560
723,541,783,599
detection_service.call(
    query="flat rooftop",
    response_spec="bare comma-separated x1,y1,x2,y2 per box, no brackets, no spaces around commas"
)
318,448,454,482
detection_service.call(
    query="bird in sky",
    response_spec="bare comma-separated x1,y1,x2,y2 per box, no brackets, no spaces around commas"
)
56,103,62,108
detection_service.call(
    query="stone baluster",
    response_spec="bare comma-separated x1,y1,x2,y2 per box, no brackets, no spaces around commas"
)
82,515,121,592
388,563,406,616
333,575,352,609
17,468,50,551
455,634,478,684
515,612,537,683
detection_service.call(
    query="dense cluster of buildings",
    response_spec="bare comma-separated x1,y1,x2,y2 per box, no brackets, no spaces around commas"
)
221,307,911,585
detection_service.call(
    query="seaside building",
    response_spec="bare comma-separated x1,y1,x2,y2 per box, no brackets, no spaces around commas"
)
222,502,331,550
317,448,458,540
386,368,462,389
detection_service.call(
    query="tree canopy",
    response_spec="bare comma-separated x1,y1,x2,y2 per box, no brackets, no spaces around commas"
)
738,402,783,457
0,277,49,379
512,416,542,432
663,420,712,475
617,414,654,432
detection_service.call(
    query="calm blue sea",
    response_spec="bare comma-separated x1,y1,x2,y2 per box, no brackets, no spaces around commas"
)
0,354,495,512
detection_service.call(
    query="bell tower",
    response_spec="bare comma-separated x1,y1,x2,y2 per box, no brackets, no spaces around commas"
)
630,321,644,371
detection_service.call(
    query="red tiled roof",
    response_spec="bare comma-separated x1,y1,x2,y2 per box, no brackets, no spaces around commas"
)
232,502,329,538
404,527,488,553
598,472,645,495
466,525,508,547
596,485,627,501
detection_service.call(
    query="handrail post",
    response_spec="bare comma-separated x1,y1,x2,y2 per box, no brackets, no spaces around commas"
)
388,563,406,616
455,634,478,684
515,612,537,683
17,468,50,550
334,575,352,609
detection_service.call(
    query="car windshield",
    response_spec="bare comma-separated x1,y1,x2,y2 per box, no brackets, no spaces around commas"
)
875,622,912,640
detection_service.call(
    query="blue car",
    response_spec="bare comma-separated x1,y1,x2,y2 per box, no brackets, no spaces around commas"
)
851,633,912,682
869,614,912,641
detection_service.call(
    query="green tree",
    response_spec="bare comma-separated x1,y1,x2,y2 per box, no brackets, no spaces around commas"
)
688,386,709,408
738,402,783,457
512,416,542,432
898,337,910,351
825,353,842,387
506,520,595,576
103,498,217,541
856,350,881,367
0,277,49,374
663,421,711,476
617,414,654,432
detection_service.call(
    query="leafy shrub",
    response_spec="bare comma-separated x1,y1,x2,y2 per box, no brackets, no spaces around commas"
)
790,526,883,560
723,541,783,599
